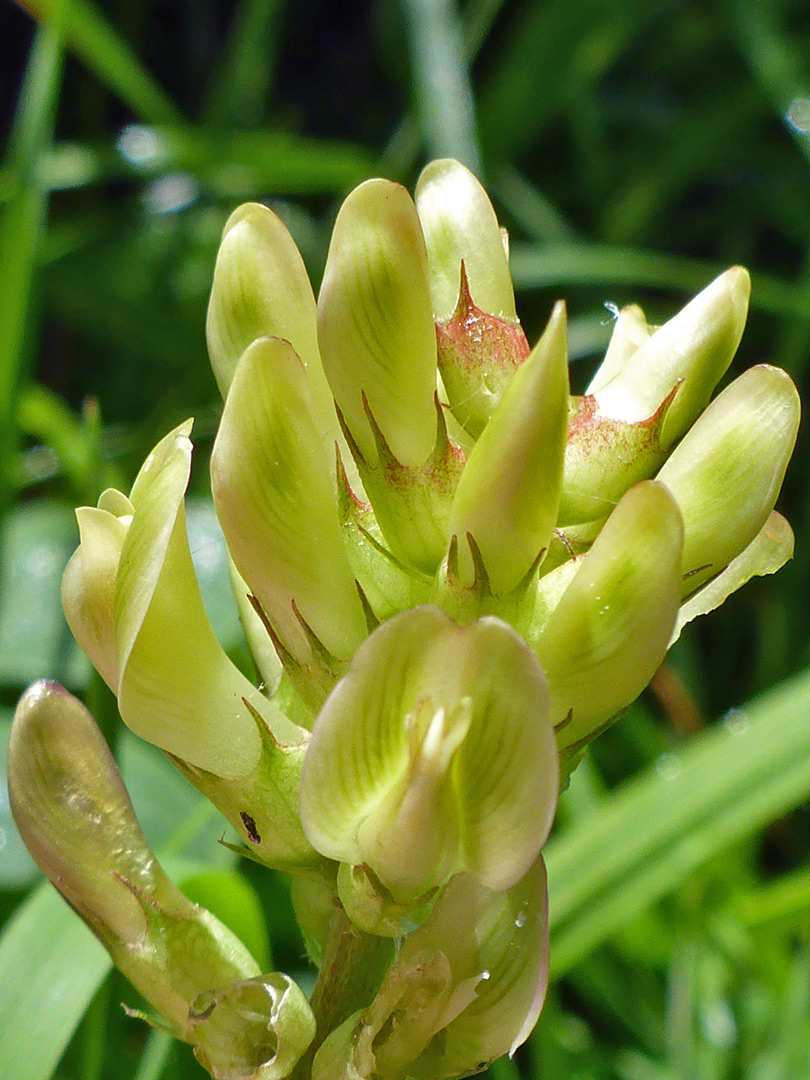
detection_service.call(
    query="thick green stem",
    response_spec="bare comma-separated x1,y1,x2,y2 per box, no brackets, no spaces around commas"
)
292,904,394,1079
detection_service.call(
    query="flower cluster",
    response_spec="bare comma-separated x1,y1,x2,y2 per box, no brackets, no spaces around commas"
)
9,159,799,1079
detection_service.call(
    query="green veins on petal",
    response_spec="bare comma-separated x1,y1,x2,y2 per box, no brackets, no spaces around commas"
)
299,606,558,901
115,421,296,778
534,481,684,753
317,178,438,471
415,157,518,323
211,336,368,669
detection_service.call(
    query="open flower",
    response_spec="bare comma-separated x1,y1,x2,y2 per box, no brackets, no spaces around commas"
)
8,157,800,1079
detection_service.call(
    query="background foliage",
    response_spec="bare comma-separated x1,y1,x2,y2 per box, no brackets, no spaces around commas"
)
2,1,810,1077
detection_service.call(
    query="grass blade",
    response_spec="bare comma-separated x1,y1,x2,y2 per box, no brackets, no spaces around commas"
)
546,669,810,974
0,12,64,522
17,0,183,124
0,882,112,1080
509,242,810,321
400,0,481,171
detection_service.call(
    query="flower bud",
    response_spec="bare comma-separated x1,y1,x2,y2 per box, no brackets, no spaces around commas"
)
211,336,368,687
415,158,517,322
207,203,332,420
8,682,256,1034
656,364,800,593
313,856,549,1080
447,302,569,595
299,607,557,905
558,384,676,526
593,267,750,449
318,178,438,471
533,481,684,758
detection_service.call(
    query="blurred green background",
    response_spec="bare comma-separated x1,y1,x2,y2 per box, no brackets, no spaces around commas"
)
3,1,810,1077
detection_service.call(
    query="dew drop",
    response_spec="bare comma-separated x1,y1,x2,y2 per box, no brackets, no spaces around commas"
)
480,970,491,981
785,97,810,135
515,911,527,929
723,708,748,736
655,752,681,782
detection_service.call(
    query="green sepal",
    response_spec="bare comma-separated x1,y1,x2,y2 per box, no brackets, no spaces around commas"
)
533,481,684,756
8,682,261,1043
318,178,439,471
228,557,283,695
211,337,369,671
312,856,549,1080
656,364,800,593
244,591,355,718
672,511,794,645
338,392,466,575
540,518,606,577
435,262,530,438
558,383,677,526
593,267,750,450
168,698,320,872
336,451,433,620
190,974,316,1080
415,158,517,322
299,607,558,903
447,302,569,596
431,531,542,634
113,421,297,779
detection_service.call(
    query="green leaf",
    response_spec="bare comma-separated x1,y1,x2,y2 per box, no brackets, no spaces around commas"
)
546,667,810,974
0,881,111,1080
